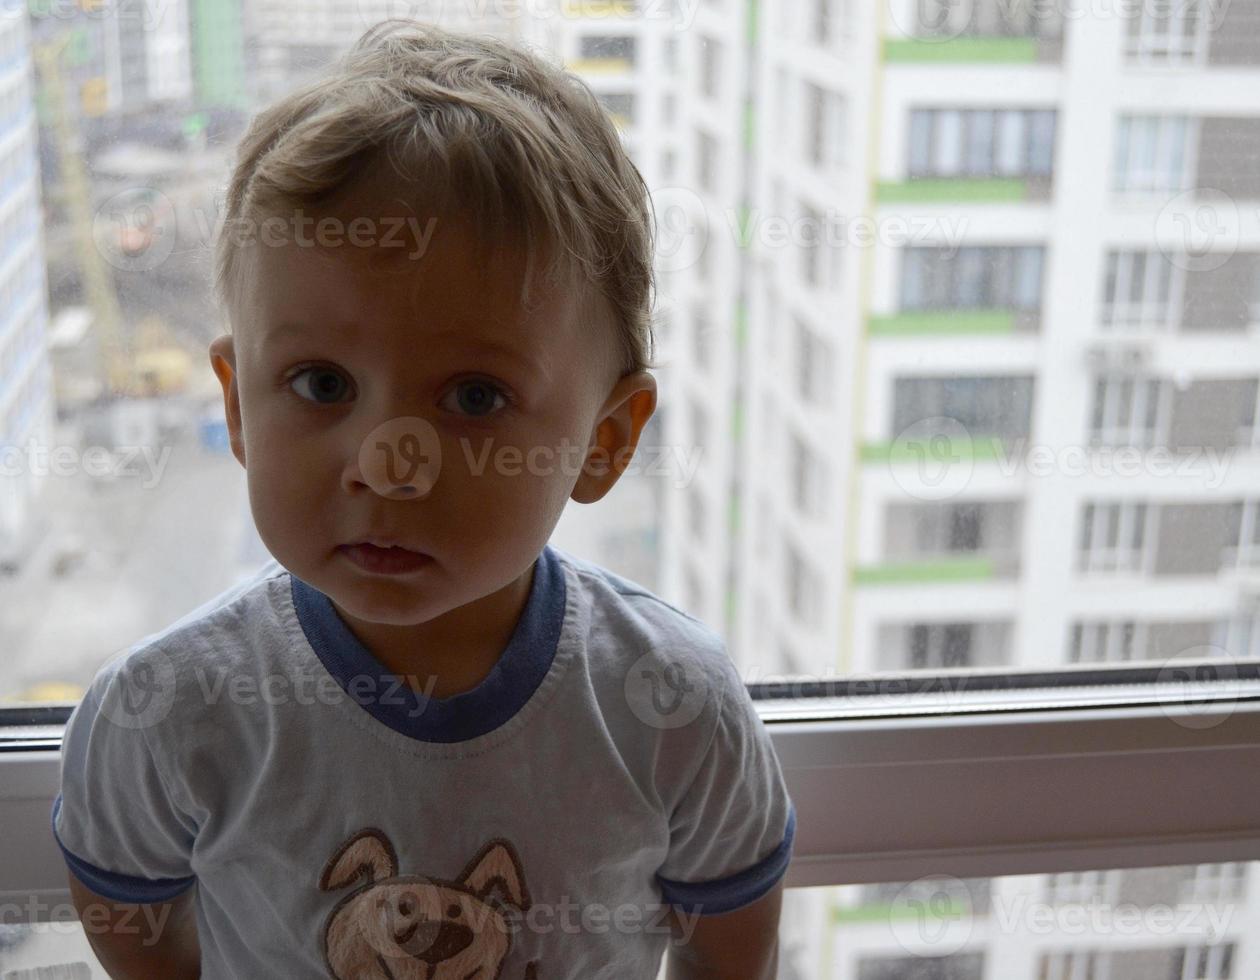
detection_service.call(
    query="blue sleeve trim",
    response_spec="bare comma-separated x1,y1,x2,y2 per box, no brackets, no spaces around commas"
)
50,794,197,904
656,801,796,916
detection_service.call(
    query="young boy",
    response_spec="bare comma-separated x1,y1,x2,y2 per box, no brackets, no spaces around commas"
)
51,19,795,979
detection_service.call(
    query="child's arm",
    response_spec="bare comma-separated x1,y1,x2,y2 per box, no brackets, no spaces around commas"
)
67,872,201,979
663,880,784,980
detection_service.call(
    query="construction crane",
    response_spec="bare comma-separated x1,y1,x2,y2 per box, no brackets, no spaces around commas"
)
32,30,190,408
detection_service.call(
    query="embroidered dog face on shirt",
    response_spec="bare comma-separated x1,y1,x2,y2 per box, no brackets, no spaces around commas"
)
318,827,540,979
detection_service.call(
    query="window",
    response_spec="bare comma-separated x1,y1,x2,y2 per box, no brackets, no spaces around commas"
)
699,34,719,100
789,429,826,520
1223,500,1260,570
1079,501,1150,574
696,127,718,193
796,199,839,291
1125,0,1210,63
908,108,1056,179
795,318,834,408
914,0,1064,39
692,303,712,371
784,538,822,628
900,245,1045,313
1101,250,1180,331
804,80,845,175
1089,375,1166,448
1113,115,1192,194
11,7,1260,979
595,91,634,125
892,375,1036,444
578,34,636,66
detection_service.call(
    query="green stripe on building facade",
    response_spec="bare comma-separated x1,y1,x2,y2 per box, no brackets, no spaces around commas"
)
876,178,1029,203
867,310,1016,335
859,436,1007,462
883,37,1039,62
852,556,995,584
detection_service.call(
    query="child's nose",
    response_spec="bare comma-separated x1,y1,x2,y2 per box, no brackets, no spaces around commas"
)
344,415,443,499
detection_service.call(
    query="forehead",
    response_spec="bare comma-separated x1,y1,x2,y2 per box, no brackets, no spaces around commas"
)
240,176,579,360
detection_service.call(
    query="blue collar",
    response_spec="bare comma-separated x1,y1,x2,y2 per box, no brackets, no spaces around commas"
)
289,543,566,743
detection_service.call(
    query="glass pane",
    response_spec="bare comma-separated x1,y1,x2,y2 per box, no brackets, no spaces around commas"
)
765,860,1257,979
4,0,1258,866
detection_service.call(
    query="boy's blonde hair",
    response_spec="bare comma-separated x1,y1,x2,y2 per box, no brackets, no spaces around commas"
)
214,18,657,377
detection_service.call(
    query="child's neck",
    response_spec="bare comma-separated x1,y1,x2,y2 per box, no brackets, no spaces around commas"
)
331,560,537,701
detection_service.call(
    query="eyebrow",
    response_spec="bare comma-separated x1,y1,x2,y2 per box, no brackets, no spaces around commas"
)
264,321,548,380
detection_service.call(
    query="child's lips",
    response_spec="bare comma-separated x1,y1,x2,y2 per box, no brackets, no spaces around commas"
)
338,542,433,574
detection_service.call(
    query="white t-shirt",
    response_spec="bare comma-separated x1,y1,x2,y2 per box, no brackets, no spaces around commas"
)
52,543,796,978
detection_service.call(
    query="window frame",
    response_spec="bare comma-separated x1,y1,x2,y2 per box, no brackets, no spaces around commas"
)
4,666,1260,919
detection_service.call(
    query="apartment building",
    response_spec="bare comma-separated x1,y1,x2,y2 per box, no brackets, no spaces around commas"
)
0,12,54,570
659,0,1260,973
524,0,681,589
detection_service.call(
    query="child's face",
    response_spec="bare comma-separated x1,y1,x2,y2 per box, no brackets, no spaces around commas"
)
208,174,654,633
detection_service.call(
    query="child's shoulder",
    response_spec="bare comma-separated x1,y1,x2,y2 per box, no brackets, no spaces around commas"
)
548,544,743,728
83,559,295,725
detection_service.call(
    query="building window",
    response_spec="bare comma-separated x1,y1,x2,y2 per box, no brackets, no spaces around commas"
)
909,623,974,668
699,35,718,100
789,429,827,520
796,318,834,408
1101,250,1181,331
1113,116,1192,194
1037,951,1099,980
900,245,1045,313
692,304,713,372
908,108,1056,179
1069,621,1142,663
1079,501,1150,574
689,398,709,452
915,0,1064,39
784,539,822,628
696,128,717,193
804,81,846,175
1180,863,1248,906
1223,500,1260,570
578,35,636,67
1125,0,1209,64
1089,375,1166,449
596,91,634,126
892,375,1036,444
687,484,706,542
1044,869,1116,905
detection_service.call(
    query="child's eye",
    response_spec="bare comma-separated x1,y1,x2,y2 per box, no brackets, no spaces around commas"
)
440,379,511,418
288,366,353,404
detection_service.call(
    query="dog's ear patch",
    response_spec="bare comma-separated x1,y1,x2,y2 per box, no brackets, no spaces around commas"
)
318,827,399,892
458,837,532,913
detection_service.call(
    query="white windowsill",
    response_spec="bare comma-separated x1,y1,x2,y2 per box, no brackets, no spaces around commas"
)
1,694,1259,921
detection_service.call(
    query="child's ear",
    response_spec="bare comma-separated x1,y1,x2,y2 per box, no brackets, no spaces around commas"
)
570,372,657,505
208,334,246,469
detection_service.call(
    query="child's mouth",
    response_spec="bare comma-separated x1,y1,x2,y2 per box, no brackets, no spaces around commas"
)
338,543,434,575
